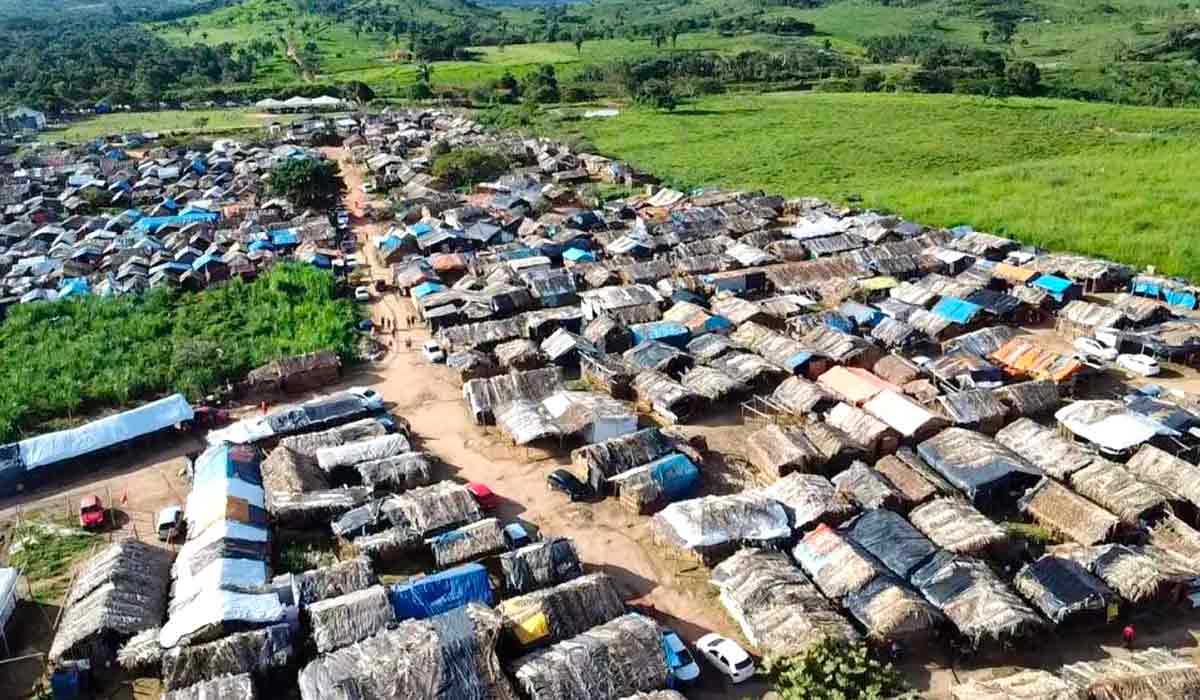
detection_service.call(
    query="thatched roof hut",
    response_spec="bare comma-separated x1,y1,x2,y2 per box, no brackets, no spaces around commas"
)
619,692,687,700
993,380,1061,419
770,376,835,415
950,669,1080,700
910,497,1007,555
386,481,484,536
355,452,435,493
507,613,669,700
261,446,328,498
917,428,1042,512
446,350,500,385
1125,444,1200,508
298,604,518,700
430,518,508,569
1012,555,1113,625
1148,513,1200,566
1059,647,1200,700
164,674,258,700
651,493,790,565
306,585,395,654
1055,543,1199,605
995,418,1094,480
497,573,626,648
1069,459,1169,525
873,354,924,386
760,472,857,530
500,537,584,595
745,423,823,480
833,461,904,510
571,428,675,495
934,389,1009,434
270,487,372,529
161,623,294,691
49,540,175,666
826,402,899,457
632,370,703,423
495,338,544,370
874,453,941,508
1020,478,1119,546
463,367,563,425
710,548,859,658
277,417,391,457
911,551,1045,644
316,434,412,473
845,574,942,643
680,365,745,401
793,523,882,599
276,557,376,607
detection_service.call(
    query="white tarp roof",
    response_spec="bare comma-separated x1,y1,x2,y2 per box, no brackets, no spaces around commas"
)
864,390,942,438
20,394,192,470
0,568,16,632
1055,400,1176,453
159,589,284,648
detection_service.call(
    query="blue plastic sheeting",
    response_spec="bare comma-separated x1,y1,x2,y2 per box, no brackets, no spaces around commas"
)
131,211,219,233
159,589,285,648
1133,281,1162,297
1165,289,1197,309
1033,275,1074,295
843,509,938,582
412,281,447,299
562,247,595,263
838,302,881,329
931,297,982,325
389,563,493,620
629,322,691,349
498,247,537,261
785,351,816,373
648,452,700,502
307,254,332,269
410,223,434,237
192,254,224,271
248,240,274,253
58,278,90,298
271,229,299,246
19,394,192,471
194,443,263,486
51,664,90,700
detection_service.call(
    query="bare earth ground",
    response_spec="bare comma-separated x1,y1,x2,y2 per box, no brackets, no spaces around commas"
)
4,151,1200,698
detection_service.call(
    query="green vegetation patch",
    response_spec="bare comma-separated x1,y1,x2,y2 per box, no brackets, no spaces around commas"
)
53,109,279,143
566,91,1200,279
0,264,359,443
7,520,98,602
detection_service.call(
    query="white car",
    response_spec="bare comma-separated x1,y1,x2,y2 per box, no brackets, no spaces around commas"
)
1074,337,1118,363
696,633,755,684
1117,354,1160,377
361,181,377,194
354,286,371,302
423,340,446,363
662,631,701,686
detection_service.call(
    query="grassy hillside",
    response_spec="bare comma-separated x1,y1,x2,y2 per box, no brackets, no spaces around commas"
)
562,91,1200,278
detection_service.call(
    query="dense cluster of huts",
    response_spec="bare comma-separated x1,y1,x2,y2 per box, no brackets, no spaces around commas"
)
27,108,1200,698
0,135,353,308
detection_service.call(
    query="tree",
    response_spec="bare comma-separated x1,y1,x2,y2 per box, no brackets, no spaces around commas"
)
766,639,905,700
573,28,585,54
431,147,510,189
346,80,375,103
1006,59,1041,95
635,78,677,110
267,157,347,211
523,64,561,104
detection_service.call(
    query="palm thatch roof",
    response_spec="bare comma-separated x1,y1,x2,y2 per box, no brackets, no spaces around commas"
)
1125,444,1200,508
873,354,924,386
993,380,1061,418
760,472,857,530
832,461,904,509
1068,459,1169,525
497,573,626,647
680,365,745,401
385,481,483,537
770,376,834,415
874,453,940,507
844,574,942,642
745,423,823,480
710,548,859,658
826,403,899,457
570,428,675,492
355,452,435,493
1050,544,1197,604
995,418,1095,480
950,669,1080,700
277,417,390,457
911,552,1045,644
910,497,1007,555
429,518,508,569
792,523,883,599
1060,647,1200,700
261,446,329,498
1148,512,1200,566
1020,478,1119,546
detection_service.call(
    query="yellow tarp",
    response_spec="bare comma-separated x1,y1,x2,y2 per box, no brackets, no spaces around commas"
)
511,611,549,645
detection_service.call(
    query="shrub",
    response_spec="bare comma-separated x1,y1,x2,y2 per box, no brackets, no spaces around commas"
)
765,639,905,700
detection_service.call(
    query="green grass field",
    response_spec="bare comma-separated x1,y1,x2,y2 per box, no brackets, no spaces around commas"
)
564,91,1200,279
52,109,283,142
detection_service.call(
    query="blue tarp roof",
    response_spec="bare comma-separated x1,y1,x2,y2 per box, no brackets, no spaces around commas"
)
1032,275,1074,295
194,443,263,487
58,278,90,297
307,254,332,269
412,281,446,299
648,453,699,502
562,247,595,264
249,240,274,252
192,254,224,271
132,210,219,233
270,229,298,246
410,223,434,237
388,563,492,620
629,322,691,348
931,297,982,325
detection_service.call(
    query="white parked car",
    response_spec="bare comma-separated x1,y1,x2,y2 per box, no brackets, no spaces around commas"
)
661,631,701,686
423,340,446,363
696,633,755,684
1117,354,1160,377
354,286,371,302
1074,337,1118,362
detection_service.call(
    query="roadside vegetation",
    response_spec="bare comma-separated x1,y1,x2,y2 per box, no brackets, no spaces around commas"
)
765,638,906,700
562,91,1200,280
0,264,359,443
6,519,99,602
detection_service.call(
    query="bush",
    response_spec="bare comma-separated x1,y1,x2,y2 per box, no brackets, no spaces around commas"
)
407,81,434,100
634,79,677,111
267,157,346,211
431,147,511,189
765,639,905,700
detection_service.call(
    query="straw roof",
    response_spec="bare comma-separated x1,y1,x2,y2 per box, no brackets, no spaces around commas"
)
873,354,924,386
1020,478,1119,546
1051,544,1196,604
826,403,898,455
277,417,389,457
429,518,507,569
993,380,1061,418
1060,647,1200,700
1069,459,1169,525
385,481,483,536
770,376,834,415
911,552,1045,644
306,585,395,654
680,365,745,401
760,472,857,529
845,574,942,642
910,497,1007,555
874,453,940,507
261,446,328,497
497,573,626,646
792,523,881,599
951,669,1081,700
1125,444,1200,508
710,548,859,657
832,461,903,509
1148,512,1200,566
745,423,822,479
995,418,1095,480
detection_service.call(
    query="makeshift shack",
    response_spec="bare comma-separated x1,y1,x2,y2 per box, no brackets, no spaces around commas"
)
909,498,1007,556
1019,478,1119,546
917,428,1043,512
651,493,791,565
1013,556,1113,626
500,537,584,595
429,518,507,569
497,573,626,650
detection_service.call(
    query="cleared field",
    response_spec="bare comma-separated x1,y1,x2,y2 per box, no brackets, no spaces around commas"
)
53,109,281,141
567,91,1200,279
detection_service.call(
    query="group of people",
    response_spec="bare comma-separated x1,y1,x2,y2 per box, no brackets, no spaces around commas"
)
375,314,418,351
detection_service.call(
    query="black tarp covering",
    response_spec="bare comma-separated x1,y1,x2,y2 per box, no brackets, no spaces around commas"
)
916,428,1042,512
500,538,584,595
331,499,391,538
909,551,978,606
1016,556,1111,624
0,443,24,495
431,607,485,700
843,510,938,581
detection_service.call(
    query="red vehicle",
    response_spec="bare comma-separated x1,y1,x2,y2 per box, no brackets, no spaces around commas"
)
78,495,106,529
466,482,499,511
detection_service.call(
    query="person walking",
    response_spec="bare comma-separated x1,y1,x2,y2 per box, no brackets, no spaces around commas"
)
1122,624,1136,650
